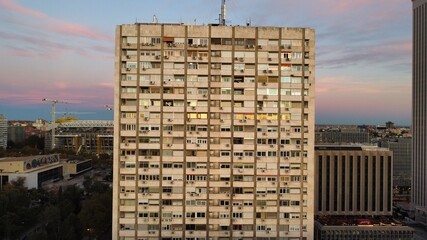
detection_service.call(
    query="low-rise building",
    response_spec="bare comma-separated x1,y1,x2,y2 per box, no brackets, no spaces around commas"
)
0,154,63,189
0,154,93,189
63,159,92,179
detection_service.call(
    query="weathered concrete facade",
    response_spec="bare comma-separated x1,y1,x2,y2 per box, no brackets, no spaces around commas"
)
114,23,315,239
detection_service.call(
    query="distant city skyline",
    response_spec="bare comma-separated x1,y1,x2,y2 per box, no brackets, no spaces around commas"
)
0,0,412,125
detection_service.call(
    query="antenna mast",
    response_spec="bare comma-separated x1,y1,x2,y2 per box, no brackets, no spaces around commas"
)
220,0,226,25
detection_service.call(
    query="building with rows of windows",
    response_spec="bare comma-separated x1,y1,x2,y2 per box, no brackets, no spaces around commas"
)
113,23,315,239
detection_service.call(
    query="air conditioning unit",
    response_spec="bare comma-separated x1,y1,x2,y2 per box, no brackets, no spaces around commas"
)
164,56,169,59
263,70,268,73
144,117,149,121
168,131,172,134
234,57,239,60
239,57,244,62
258,45,262,49
144,106,149,109
203,94,207,97
268,57,272,61
168,119,173,122
286,58,290,61
192,56,197,60
167,144,172,147
240,69,244,73
268,70,273,73
150,81,155,85
126,68,131,71
155,55,160,59
191,106,196,110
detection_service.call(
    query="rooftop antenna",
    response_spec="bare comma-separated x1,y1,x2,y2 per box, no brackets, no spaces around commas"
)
152,15,158,24
246,17,252,27
220,0,227,25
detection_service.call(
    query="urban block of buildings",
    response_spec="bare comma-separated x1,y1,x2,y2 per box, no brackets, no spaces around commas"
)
113,22,315,239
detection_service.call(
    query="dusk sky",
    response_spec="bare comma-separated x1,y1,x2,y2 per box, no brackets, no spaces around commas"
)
0,0,412,125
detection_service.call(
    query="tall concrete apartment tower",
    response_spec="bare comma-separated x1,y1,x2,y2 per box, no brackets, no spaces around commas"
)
0,114,7,149
114,22,315,239
412,0,427,225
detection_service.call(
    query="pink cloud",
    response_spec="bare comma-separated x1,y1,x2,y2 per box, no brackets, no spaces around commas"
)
98,82,114,89
54,82,68,90
49,21,112,41
316,76,388,95
4,49,34,57
0,0,112,41
0,0,47,18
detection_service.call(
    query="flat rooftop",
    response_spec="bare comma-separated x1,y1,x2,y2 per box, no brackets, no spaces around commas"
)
316,215,404,227
0,155,57,162
315,145,389,152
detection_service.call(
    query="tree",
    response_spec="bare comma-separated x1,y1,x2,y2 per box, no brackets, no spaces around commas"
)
79,190,112,237
59,213,83,240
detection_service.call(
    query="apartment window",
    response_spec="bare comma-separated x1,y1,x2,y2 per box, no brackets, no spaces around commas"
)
222,38,232,45
211,38,221,45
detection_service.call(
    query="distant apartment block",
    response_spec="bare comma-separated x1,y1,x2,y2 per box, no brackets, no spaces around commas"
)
379,138,411,187
114,23,315,239
412,0,427,225
8,125,25,144
0,114,7,149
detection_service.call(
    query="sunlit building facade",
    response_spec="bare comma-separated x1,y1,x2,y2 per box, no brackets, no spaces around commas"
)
113,23,315,239
412,0,427,225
